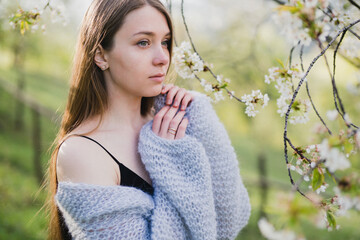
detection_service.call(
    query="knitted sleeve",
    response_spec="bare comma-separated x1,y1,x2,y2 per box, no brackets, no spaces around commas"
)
154,91,251,239
138,121,217,239
186,91,251,239
55,182,155,239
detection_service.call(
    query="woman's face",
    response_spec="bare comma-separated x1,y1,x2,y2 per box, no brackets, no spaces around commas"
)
103,5,171,98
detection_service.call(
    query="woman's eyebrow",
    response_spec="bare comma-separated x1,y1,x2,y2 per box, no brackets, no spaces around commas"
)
132,31,171,37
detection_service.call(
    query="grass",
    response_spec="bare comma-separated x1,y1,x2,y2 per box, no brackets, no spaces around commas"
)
0,87,55,239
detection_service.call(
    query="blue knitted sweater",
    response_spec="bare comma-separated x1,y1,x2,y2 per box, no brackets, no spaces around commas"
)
55,91,251,239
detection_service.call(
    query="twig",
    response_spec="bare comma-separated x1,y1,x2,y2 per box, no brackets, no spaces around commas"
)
285,137,311,163
44,0,53,11
292,159,326,201
283,19,360,198
194,73,244,103
317,37,358,129
319,6,360,67
289,43,300,93
180,0,244,103
332,30,359,129
299,45,332,135
349,0,360,10
270,0,286,5
167,0,178,47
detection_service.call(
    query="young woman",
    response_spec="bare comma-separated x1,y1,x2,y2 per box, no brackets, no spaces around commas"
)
47,0,251,239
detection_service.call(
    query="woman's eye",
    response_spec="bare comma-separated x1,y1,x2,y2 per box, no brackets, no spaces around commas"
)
161,39,170,48
137,40,149,47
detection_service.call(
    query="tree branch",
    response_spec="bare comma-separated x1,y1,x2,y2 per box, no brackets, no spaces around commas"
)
332,30,359,129
299,45,332,135
269,0,286,5
180,0,245,103
283,19,360,197
348,0,360,10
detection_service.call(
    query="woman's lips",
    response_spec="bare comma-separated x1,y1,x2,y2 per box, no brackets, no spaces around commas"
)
149,73,165,83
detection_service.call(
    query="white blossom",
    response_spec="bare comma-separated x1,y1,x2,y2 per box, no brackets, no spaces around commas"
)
204,84,213,92
173,41,204,79
346,77,360,96
318,139,351,172
310,161,316,168
258,218,305,240
316,184,328,194
326,110,338,121
339,36,360,59
333,187,360,216
265,67,280,84
9,20,15,29
288,99,311,125
305,0,318,8
265,66,310,124
315,211,328,229
272,11,312,46
213,90,225,103
334,195,353,217
241,90,269,117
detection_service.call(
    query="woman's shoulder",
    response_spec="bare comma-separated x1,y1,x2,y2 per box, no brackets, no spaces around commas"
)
57,133,119,186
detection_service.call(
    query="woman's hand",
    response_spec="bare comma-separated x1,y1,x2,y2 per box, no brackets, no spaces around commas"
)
152,84,194,140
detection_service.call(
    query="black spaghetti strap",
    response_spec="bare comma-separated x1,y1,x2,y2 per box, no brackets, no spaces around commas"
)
75,135,154,196
77,135,123,166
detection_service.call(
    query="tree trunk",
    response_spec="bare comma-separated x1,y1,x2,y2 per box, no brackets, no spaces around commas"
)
32,108,43,184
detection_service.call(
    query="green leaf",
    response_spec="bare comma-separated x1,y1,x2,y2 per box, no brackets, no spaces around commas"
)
24,21,29,31
326,171,337,184
344,140,353,154
277,5,300,14
328,136,341,147
220,83,228,89
20,21,25,35
276,58,285,68
312,168,324,190
326,211,336,229
291,101,301,111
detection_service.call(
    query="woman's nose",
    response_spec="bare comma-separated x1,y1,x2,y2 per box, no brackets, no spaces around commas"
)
152,45,169,66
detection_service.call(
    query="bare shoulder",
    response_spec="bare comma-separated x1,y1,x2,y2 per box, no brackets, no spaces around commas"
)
56,135,119,186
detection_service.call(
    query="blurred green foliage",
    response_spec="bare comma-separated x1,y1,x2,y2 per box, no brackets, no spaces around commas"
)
0,1,359,239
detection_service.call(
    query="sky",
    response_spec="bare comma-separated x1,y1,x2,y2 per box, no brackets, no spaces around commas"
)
63,0,275,35
0,0,276,37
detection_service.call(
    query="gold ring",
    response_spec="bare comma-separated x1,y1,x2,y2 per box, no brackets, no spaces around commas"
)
168,127,177,135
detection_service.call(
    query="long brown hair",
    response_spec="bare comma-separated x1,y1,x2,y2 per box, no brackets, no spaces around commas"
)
45,0,173,239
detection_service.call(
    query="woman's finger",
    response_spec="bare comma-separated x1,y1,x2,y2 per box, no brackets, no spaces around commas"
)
180,92,194,111
175,117,188,140
165,85,180,105
161,83,174,94
158,105,179,138
167,110,186,139
152,105,171,134
172,88,187,108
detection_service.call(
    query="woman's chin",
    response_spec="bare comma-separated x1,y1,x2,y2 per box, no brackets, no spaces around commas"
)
144,85,163,97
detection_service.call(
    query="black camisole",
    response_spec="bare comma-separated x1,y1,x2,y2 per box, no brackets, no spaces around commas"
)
59,135,154,240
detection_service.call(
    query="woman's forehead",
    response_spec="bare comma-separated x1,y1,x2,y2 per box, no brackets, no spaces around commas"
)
120,5,170,37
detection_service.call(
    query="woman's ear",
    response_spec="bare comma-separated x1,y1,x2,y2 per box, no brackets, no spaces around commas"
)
94,46,108,71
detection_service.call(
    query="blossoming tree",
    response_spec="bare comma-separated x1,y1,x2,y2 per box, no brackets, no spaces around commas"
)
168,0,360,239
